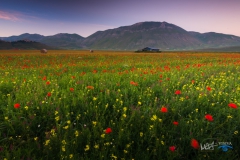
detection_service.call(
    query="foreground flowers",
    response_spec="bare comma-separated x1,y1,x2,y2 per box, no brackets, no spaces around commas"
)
105,128,112,134
228,103,237,109
205,114,214,121
175,90,181,95
87,86,94,89
160,107,168,113
14,103,20,109
130,81,138,86
47,92,51,97
169,146,176,152
191,139,200,149
173,121,179,126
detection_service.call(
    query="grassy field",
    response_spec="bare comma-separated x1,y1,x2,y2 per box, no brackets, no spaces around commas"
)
0,50,240,160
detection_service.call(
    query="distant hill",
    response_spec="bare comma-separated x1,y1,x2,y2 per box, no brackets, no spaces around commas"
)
0,33,84,50
0,33,45,42
197,46,240,52
0,40,56,50
1,21,240,51
39,33,85,49
189,31,240,48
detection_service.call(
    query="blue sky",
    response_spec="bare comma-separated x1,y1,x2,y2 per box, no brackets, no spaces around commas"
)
1,0,240,37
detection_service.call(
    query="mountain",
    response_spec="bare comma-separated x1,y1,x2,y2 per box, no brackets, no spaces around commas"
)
39,33,85,49
0,40,56,50
83,22,240,50
189,31,240,48
82,22,203,50
0,33,45,42
0,33,85,49
1,21,240,51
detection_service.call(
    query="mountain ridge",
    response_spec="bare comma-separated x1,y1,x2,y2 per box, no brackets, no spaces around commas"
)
1,21,240,51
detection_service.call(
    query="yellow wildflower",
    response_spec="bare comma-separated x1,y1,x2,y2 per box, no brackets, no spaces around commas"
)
62,140,67,145
227,115,233,119
94,144,99,149
111,154,117,159
45,140,50,146
62,146,66,152
84,145,90,151
101,134,105,138
92,121,97,126
161,141,164,145
55,116,59,121
75,130,79,137
151,115,157,121
69,154,73,159
63,125,69,129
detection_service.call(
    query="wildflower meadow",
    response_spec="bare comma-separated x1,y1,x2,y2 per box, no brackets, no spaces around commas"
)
0,50,240,160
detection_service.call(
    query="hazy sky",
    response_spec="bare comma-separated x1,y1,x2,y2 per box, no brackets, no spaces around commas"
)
1,0,240,37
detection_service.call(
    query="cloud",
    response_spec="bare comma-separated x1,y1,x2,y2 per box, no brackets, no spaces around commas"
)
0,10,21,21
0,10,40,22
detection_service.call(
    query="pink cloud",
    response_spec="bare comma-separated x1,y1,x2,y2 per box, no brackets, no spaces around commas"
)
0,10,21,21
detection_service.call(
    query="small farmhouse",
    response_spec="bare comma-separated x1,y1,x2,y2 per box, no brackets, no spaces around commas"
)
142,47,159,52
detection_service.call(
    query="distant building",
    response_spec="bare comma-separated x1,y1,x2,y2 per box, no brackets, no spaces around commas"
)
141,47,159,52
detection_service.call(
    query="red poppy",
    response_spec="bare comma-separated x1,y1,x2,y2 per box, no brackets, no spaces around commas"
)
191,80,195,84
47,92,51,97
42,76,47,81
160,107,168,113
175,90,181,95
205,114,214,121
169,146,176,152
206,86,211,91
173,121,179,126
14,103,20,109
70,88,74,92
105,128,112,134
130,81,138,86
228,103,237,109
191,139,199,149
46,81,50,85
86,86,94,89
